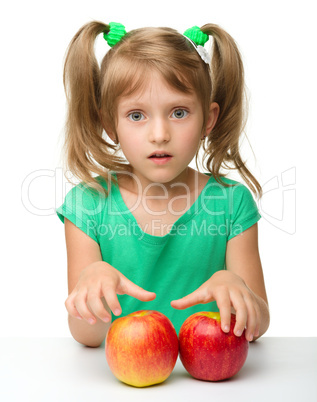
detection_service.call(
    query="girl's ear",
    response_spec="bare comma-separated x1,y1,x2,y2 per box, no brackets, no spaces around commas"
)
205,102,220,135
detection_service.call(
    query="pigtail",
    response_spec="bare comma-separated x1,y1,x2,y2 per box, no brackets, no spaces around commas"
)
200,24,262,198
63,21,125,193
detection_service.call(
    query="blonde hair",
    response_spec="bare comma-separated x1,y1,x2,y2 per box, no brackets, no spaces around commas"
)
63,21,262,197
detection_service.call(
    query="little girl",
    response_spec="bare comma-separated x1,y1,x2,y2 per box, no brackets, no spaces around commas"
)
57,21,270,347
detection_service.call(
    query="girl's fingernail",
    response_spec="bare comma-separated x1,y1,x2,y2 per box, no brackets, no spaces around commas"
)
88,318,95,324
114,309,121,316
249,334,253,341
103,316,110,323
235,329,242,336
223,325,230,332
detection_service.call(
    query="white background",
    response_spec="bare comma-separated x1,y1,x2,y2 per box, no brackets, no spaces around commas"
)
1,0,316,337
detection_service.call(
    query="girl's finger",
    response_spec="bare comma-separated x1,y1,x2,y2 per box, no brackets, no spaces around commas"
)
65,295,83,320
121,278,156,302
171,287,210,309
252,297,262,339
244,294,258,341
73,292,97,324
213,288,231,333
103,287,123,316
170,295,193,310
230,291,248,337
87,292,112,323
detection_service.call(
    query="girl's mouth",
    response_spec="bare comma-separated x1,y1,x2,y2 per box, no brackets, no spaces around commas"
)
149,154,171,158
149,154,173,165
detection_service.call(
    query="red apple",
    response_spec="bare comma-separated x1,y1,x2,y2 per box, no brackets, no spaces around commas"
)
179,312,249,381
105,310,179,387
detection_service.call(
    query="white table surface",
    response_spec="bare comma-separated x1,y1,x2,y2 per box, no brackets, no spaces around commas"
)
0,337,316,402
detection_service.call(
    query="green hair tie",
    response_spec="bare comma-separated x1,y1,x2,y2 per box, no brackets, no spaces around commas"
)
183,26,209,47
103,22,126,47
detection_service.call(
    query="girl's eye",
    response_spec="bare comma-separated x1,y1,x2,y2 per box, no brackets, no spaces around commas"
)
128,112,144,121
172,109,188,119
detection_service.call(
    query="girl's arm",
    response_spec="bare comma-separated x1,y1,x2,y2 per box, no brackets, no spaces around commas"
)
171,223,270,342
64,218,111,347
64,218,156,347
224,223,270,341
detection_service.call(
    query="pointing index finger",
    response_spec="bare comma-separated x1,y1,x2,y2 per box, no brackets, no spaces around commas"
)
121,278,156,302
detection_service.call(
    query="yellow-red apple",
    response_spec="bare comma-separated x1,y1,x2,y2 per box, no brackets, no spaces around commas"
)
179,312,249,381
105,310,178,387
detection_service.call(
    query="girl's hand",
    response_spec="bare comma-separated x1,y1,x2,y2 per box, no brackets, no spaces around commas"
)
171,270,261,342
65,261,156,325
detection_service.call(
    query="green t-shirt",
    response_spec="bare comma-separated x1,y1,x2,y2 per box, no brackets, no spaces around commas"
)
56,172,261,334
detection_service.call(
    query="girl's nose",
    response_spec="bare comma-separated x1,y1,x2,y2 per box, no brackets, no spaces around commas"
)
148,118,171,143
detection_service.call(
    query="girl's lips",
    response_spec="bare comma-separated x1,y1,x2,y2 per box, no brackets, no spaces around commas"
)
149,156,173,165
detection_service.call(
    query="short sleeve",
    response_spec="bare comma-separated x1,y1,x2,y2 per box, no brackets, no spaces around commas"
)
227,183,261,240
56,183,105,243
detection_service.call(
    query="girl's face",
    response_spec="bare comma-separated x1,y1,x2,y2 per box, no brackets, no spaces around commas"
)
112,71,217,192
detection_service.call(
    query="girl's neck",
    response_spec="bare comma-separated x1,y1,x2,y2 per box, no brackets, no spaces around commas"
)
116,167,203,200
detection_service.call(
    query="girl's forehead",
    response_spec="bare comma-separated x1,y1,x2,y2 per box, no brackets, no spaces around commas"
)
118,70,198,105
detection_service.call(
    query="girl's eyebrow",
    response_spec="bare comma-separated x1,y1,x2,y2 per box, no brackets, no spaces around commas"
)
119,95,197,109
